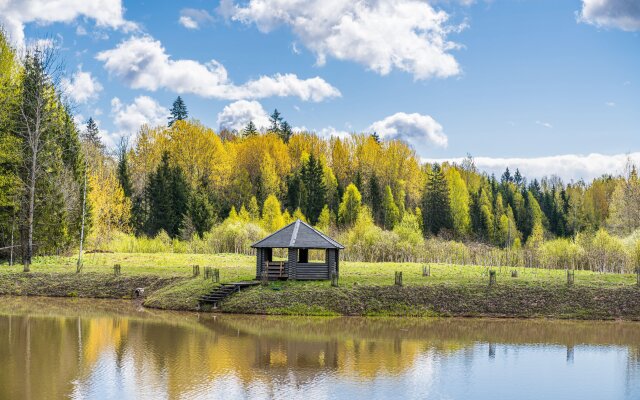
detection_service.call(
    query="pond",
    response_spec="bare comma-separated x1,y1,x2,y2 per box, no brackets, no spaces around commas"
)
0,297,639,400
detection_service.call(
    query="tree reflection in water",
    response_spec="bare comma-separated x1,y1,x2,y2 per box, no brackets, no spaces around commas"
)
0,297,639,399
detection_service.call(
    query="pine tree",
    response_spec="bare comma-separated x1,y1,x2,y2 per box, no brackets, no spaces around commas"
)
382,185,400,229
280,120,293,143
83,117,103,149
268,109,282,134
116,136,132,198
422,164,453,236
300,153,326,224
168,96,188,127
243,120,258,137
144,152,189,238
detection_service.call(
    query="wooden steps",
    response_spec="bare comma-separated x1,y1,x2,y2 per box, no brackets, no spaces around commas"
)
198,281,259,308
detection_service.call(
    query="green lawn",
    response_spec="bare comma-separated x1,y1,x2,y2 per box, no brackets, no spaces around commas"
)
1,252,635,288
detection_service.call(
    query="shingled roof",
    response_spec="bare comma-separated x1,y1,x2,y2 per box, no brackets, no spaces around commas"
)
251,219,344,249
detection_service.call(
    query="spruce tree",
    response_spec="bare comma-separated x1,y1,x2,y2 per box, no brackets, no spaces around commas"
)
168,96,188,127
371,131,381,144
83,117,104,149
280,120,293,143
243,120,258,137
301,153,326,224
368,174,383,225
144,152,189,238
268,109,282,134
422,164,453,236
187,186,214,237
116,136,132,198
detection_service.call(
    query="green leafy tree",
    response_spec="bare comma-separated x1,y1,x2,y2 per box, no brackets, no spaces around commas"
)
168,96,188,126
445,167,471,236
262,194,285,232
316,204,332,232
338,183,362,227
382,185,400,229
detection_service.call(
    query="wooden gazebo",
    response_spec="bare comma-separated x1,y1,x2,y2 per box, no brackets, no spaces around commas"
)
252,219,344,280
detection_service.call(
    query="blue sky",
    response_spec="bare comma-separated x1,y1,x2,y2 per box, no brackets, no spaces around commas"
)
4,0,639,181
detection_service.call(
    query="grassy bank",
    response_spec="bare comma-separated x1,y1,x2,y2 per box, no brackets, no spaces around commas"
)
1,252,639,317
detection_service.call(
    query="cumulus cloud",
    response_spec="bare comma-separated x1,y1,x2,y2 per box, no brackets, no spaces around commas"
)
425,153,640,182
61,68,103,104
0,0,136,46
96,36,341,102
110,96,168,139
179,8,214,29
220,0,463,80
579,0,640,31
216,100,270,131
368,112,448,148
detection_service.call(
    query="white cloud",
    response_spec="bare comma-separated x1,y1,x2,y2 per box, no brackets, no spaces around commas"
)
110,96,168,139
535,120,553,129
0,0,137,47
179,8,214,29
216,100,270,131
605,101,616,107
368,112,448,148
61,67,103,104
317,126,351,139
424,152,640,182
579,0,640,31
220,0,463,80
96,36,340,102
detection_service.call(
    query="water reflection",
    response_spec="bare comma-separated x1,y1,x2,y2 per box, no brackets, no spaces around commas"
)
0,297,639,399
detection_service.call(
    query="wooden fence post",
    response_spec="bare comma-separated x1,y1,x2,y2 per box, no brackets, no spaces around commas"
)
331,272,339,287
261,270,269,286
422,265,431,277
395,271,403,286
192,265,200,277
511,270,518,278
489,270,496,286
213,268,220,283
567,270,575,286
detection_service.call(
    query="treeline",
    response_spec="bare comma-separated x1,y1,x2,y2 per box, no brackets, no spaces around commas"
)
2,29,640,272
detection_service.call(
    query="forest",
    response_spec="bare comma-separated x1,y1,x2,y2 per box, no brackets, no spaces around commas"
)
1,30,639,273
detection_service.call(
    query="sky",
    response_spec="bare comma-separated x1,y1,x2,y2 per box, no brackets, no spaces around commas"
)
2,0,639,182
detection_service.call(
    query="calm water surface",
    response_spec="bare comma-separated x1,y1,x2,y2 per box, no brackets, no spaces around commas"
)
0,297,639,400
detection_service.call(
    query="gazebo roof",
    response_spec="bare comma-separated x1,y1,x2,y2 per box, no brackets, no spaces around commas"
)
251,219,345,249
